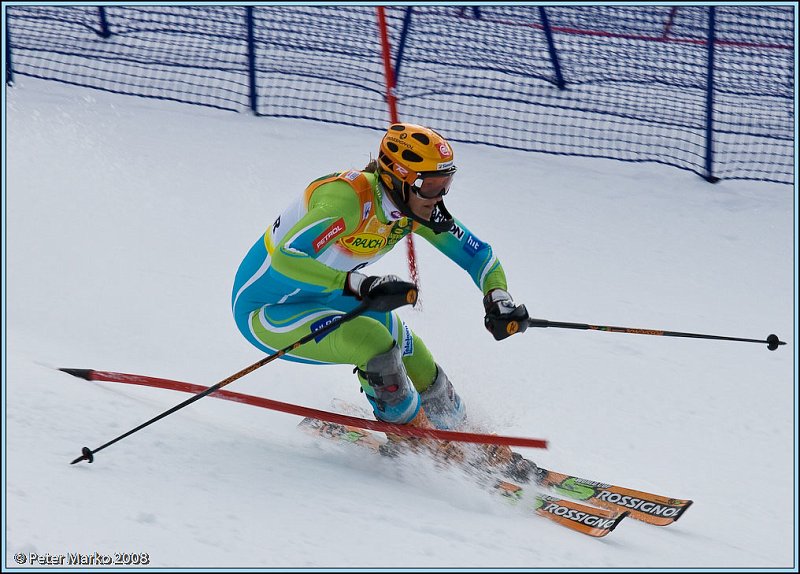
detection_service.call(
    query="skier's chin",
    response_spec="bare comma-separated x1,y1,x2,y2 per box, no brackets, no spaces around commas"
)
411,204,436,221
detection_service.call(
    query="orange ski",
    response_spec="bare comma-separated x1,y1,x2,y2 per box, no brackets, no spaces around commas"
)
496,481,627,537
537,468,693,526
299,416,628,537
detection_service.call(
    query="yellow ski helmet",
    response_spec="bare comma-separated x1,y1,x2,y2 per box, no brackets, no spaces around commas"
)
376,123,457,233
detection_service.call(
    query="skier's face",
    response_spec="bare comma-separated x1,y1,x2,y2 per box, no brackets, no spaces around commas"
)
406,190,440,221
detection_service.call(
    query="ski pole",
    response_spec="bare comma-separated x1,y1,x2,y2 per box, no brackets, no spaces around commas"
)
523,317,785,351
69,283,417,465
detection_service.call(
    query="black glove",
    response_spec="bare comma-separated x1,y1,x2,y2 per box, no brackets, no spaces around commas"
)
483,289,529,340
345,272,418,312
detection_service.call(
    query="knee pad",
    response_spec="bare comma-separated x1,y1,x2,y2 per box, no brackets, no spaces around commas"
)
419,365,466,430
357,344,420,424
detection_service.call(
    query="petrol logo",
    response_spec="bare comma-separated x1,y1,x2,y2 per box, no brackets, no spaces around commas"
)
313,218,346,252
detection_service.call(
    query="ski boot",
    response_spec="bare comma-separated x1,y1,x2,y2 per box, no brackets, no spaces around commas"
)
503,451,542,484
419,364,466,430
357,345,464,464
473,443,542,484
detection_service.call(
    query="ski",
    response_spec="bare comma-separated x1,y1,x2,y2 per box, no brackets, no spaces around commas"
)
533,467,693,526
494,481,627,538
319,399,692,527
297,416,627,538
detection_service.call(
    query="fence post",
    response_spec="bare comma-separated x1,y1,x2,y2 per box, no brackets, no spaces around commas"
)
539,7,566,90
703,6,719,183
393,7,413,87
97,7,112,38
5,10,14,86
245,6,259,115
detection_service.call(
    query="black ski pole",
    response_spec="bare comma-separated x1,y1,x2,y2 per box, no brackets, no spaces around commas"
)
69,282,417,465
524,318,785,351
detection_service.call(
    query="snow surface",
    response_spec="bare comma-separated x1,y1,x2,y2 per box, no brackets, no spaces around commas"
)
4,77,797,571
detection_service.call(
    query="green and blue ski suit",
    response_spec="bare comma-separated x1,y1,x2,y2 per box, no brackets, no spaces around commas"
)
231,169,508,418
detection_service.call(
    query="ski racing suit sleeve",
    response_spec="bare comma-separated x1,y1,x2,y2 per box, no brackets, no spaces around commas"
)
415,218,508,295
269,181,362,294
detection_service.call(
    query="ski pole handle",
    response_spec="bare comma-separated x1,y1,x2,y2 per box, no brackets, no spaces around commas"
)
526,318,785,351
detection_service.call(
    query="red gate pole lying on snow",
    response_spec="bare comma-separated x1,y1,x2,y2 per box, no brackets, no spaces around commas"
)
61,367,547,456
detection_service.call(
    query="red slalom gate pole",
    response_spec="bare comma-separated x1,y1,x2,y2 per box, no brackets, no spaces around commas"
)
60,368,548,450
376,6,399,124
376,7,420,294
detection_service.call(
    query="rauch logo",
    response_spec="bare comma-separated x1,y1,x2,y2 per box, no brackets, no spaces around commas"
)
344,233,386,254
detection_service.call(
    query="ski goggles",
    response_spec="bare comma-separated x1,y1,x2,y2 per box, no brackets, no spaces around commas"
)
410,170,456,199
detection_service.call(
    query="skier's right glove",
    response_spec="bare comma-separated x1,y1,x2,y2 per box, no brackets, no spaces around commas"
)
483,289,529,341
345,272,418,312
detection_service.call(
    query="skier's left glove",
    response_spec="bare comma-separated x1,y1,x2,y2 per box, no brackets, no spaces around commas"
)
483,289,529,341
345,272,418,312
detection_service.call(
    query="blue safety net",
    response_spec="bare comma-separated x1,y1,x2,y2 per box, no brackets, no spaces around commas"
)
6,5,794,184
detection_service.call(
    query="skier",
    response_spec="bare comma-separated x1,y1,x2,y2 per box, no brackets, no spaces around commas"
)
232,123,532,477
